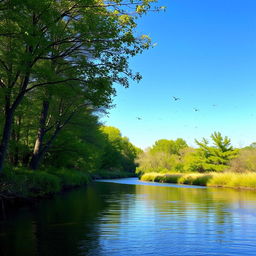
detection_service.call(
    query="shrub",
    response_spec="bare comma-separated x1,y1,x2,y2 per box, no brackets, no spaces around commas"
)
228,149,256,173
1,168,61,197
51,168,90,188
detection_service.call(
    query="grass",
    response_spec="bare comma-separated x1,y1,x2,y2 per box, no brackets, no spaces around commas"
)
0,167,91,198
49,168,91,189
1,168,61,197
0,167,135,199
140,172,256,189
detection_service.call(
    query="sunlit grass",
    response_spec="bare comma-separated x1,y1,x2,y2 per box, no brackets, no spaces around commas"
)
208,173,256,189
140,172,256,189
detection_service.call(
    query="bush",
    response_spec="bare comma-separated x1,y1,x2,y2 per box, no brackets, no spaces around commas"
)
51,168,90,188
228,149,256,173
0,167,92,198
1,167,61,197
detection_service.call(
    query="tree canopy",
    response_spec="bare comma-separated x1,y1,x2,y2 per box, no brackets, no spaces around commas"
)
0,0,161,172
136,132,241,174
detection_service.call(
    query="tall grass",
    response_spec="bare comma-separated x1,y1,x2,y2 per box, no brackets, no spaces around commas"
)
140,172,256,189
49,168,90,188
0,167,91,198
1,168,61,197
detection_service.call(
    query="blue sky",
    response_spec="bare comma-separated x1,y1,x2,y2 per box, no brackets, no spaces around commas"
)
101,0,256,149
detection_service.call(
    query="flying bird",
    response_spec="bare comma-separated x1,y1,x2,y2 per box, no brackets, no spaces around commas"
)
172,96,180,101
136,117,142,120
193,108,199,112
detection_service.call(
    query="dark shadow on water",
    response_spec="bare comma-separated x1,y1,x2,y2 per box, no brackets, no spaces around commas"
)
1,178,256,256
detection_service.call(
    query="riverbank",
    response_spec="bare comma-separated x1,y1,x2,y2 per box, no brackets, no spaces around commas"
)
0,168,135,200
140,172,256,190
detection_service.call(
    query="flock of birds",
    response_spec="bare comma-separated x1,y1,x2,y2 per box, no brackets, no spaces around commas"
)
136,96,217,121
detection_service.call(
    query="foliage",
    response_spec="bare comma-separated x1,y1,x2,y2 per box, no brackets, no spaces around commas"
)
1,167,61,197
185,132,238,172
0,166,93,198
0,0,162,172
136,133,243,175
228,148,256,173
49,168,91,188
0,0,160,198
100,126,139,172
151,138,188,155
140,172,256,189
136,138,188,174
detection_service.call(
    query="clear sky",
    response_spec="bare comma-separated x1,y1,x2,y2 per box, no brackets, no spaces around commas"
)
101,0,256,149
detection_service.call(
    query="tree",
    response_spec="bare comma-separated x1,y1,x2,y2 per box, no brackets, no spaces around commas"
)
100,126,139,172
43,110,106,172
187,132,238,172
150,138,188,155
135,138,188,174
0,0,160,172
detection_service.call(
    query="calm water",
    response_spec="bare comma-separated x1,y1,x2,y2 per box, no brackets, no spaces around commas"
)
1,178,256,256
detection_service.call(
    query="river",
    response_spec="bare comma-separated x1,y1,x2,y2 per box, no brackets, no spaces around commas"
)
1,177,256,255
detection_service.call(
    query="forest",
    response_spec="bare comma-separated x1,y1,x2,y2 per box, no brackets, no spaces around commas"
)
1,0,256,200
0,0,158,198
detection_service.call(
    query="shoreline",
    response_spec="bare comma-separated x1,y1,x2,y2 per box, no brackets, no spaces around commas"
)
0,170,135,203
140,172,256,191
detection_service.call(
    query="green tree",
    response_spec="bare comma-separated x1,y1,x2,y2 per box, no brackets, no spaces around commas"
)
187,132,238,172
0,0,160,172
136,138,188,174
100,126,139,172
151,138,187,155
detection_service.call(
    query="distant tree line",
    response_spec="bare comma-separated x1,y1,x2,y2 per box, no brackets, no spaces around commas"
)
136,132,256,175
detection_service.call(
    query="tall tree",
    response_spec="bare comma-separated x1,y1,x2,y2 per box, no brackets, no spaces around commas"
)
0,0,159,172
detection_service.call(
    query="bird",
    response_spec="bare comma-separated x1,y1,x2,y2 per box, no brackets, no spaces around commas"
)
136,117,142,120
172,96,180,101
193,108,199,112
212,104,217,107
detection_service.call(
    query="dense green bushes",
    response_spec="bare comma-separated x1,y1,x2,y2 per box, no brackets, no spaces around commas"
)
0,124,140,198
1,168,61,197
136,132,243,174
0,164,137,198
0,167,93,198
49,168,91,188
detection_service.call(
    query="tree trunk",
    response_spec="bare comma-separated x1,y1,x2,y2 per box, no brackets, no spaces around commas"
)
10,115,22,166
0,109,14,173
30,126,60,170
30,100,49,170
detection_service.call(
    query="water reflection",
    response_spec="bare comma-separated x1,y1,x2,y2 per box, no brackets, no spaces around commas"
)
1,178,256,255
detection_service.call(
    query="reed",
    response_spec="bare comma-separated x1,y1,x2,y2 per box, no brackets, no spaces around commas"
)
140,172,256,189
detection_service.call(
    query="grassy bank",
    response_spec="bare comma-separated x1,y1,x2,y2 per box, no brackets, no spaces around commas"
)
0,167,91,198
140,172,256,189
0,168,136,199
